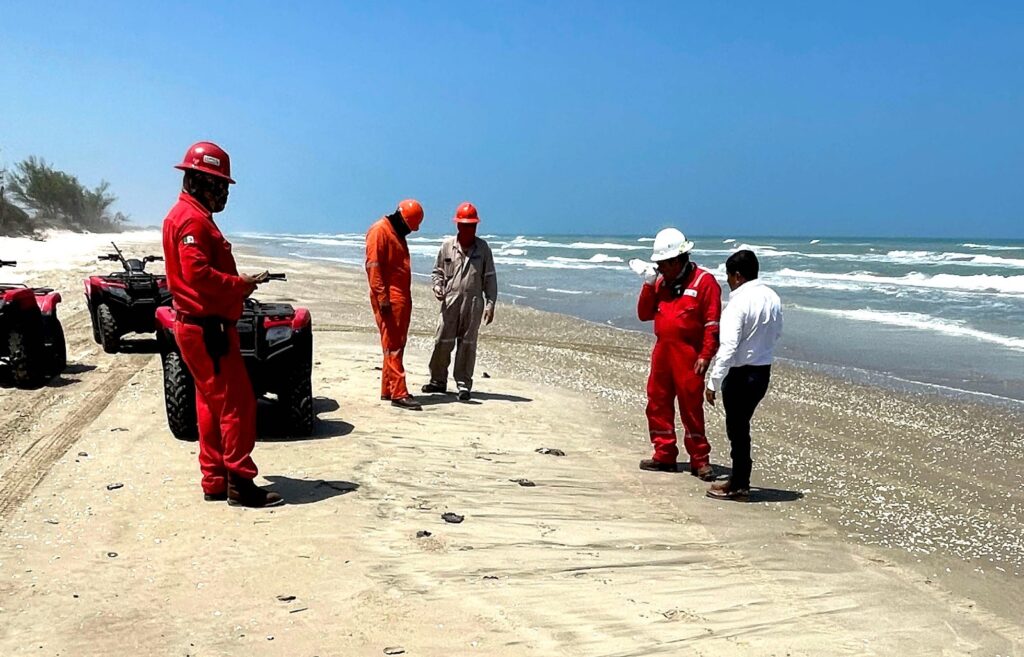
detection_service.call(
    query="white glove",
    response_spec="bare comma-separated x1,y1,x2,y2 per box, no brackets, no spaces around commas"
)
629,258,658,286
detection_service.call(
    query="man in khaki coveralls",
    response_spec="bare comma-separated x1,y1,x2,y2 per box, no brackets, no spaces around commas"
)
421,202,498,401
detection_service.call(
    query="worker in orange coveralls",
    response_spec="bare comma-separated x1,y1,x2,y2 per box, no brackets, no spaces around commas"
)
632,228,722,480
365,199,424,410
162,141,283,508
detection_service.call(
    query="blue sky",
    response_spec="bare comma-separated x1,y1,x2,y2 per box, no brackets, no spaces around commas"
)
1,1,1022,238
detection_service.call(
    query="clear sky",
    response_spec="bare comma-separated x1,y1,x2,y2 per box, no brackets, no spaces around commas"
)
1,1,1022,238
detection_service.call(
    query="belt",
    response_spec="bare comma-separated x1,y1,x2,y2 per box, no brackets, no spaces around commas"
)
177,314,229,328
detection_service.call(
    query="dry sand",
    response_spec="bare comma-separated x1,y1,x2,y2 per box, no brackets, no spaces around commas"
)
0,232,1022,656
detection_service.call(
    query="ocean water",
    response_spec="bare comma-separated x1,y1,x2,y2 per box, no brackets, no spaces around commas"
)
236,232,1024,404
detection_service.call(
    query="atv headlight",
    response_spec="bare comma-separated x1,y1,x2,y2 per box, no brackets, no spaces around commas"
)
265,325,292,346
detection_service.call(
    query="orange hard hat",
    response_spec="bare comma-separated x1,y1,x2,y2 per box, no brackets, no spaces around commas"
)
398,199,424,231
453,202,480,224
174,141,235,184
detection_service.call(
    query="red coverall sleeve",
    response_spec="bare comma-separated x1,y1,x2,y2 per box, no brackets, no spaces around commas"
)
176,218,250,304
365,227,388,305
699,277,723,361
637,281,659,322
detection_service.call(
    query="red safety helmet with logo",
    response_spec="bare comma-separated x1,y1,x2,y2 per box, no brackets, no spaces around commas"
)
453,202,480,224
398,199,424,231
174,141,236,184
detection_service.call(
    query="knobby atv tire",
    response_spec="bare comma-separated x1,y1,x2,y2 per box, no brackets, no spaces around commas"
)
97,303,120,354
90,306,102,344
8,327,42,388
44,316,67,376
281,363,315,437
163,351,198,441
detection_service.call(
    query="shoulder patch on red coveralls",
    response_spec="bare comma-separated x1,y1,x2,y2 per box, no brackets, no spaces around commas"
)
182,235,195,245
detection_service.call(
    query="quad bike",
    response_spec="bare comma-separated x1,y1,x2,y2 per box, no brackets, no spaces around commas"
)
0,260,67,387
156,273,314,440
84,242,171,353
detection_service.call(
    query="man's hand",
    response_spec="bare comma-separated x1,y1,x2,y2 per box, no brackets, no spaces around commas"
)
483,304,495,325
239,274,261,297
693,358,709,375
704,388,716,406
432,285,444,301
379,300,392,315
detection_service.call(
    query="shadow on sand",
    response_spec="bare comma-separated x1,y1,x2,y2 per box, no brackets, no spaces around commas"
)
263,475,359,505
258,396,354,442
416,390,533,407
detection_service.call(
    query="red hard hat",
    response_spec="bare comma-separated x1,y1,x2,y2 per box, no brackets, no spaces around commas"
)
174,141,236,184
398,198,424,231
453,202,480,224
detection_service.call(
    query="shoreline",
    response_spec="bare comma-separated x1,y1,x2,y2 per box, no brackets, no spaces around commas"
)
276,240,1024,409
0,231,1022,653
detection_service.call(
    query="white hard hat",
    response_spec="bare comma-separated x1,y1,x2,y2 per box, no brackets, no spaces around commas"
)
650,228,695,262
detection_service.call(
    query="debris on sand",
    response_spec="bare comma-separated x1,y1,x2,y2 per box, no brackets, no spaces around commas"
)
416,530,432,538
509,478,536,487
276,594,296,602
441,512,464,524
383,647,406,655
482,372,491,378
535,447,565,456
107,552,118,558
106,483,124,491
77,451,88,457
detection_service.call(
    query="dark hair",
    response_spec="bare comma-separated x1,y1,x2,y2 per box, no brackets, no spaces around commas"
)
726,249,759,280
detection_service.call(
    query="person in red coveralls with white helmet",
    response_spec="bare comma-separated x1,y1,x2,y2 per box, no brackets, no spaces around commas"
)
366,199,425,411
162,141,283,508
632,228,722,480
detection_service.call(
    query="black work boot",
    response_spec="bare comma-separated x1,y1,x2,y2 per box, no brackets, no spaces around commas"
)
421,383,446,393
391,396,423,411
227,474,284,508
457,390,471,401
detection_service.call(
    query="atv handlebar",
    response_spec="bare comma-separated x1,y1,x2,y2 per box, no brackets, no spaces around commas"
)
99,254,120,262
0,260,16,267
144,255,164,263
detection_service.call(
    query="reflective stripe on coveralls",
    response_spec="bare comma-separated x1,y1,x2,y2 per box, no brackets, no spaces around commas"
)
162,192,257,494
428,236,497,392
638,265,722,467
365,216,413,400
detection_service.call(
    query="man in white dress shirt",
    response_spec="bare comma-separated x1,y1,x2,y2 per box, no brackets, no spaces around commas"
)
704,250,783,501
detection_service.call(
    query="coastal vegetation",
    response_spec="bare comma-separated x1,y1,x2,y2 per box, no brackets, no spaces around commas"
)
0,151,127,237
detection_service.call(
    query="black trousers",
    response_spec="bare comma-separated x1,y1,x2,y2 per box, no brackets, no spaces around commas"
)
721,364,771,490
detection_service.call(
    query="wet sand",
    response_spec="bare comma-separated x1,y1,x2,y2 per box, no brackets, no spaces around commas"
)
0,233,1022,655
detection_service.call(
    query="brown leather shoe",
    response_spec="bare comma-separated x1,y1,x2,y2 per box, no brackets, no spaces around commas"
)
706,484,749,502
203,491,227,502
227,474,284,508
391,396,422,411
639,458,678,473
691,464,715,481
380,394,391,401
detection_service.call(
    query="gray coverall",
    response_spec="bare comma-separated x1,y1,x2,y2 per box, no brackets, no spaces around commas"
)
428,236,498,392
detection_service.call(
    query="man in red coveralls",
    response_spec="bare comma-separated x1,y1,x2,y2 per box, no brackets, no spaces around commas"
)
635,228,721,479
366,199,424,410
162,141,283,508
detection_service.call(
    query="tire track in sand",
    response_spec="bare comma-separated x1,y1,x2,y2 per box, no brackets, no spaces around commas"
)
0,354,150,523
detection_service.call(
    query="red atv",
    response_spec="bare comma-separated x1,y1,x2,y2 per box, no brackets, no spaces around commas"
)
85,242,171,353
0,260,67,387
156,275,314,440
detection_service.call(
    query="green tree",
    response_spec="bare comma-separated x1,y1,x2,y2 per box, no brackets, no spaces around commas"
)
5,156,128,233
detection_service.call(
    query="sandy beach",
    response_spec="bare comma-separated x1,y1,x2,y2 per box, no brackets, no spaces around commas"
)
1,232,1022,656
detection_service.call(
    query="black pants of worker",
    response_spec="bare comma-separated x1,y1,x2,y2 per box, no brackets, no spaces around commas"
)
721,364,772,490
